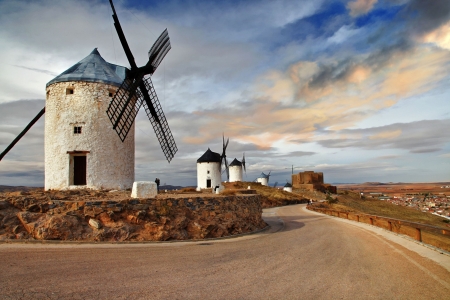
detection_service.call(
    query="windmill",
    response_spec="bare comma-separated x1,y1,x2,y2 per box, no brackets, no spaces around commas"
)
256,171,271,186
228,153,246,182
273,181,278,188
106,0,177,163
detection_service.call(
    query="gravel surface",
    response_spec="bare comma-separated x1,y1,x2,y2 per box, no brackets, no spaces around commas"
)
1,204,449,299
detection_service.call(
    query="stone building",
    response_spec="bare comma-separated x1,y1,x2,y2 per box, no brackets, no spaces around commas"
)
197,148,222,189
228,158,243,182
292,171,337,193
45,49,134,190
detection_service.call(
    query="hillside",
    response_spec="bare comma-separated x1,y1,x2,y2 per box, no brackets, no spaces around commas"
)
315,190,450,229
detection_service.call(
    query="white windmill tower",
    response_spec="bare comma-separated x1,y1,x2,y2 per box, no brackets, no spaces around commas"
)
44,48,135,190
283,182,293,192
197,136,229,190
228,153,246,182
256,171,271,186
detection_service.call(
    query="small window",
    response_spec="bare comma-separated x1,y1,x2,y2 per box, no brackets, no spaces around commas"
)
66,88,74,95
74,126,82,134
109,92,114,97
207,170,210,174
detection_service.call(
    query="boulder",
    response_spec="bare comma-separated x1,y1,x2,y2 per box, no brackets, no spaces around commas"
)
89,218,101,229
131,181,157,199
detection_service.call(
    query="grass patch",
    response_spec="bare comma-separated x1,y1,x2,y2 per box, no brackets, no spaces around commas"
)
327,192,449,229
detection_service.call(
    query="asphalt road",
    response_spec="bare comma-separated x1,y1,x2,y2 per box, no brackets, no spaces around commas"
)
1,204,449,299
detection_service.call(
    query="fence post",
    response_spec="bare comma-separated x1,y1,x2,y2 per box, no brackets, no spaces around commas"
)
415,228,422,242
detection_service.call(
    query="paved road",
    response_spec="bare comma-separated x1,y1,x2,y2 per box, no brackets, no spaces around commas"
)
1,204,450,299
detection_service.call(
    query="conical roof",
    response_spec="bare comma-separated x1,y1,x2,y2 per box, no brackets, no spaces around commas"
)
46,48,127,87
197,148,221,163
284,182,292,187
229,158,242,167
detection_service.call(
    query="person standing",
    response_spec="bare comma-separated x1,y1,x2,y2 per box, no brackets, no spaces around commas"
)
155,178,160,192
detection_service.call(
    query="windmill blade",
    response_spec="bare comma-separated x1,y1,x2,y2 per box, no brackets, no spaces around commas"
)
220,135,230,164
146,29,171,74
109,0,138,70
273,181,278,188
140,76,178,162
225,158,229,180
242,153,246,173
0,107,45,161
106,76,145,142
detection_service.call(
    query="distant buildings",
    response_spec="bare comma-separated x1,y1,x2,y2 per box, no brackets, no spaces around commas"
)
292,171,337,194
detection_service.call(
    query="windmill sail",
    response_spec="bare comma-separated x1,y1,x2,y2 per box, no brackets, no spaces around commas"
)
141,76,177,162
106,0,177,163
0,107,45,161
107,77,144,141
147,29,171,73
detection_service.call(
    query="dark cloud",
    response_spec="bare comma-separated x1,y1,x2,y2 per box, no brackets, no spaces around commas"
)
318,119,450,153
406,0,450,35
13,65,58,77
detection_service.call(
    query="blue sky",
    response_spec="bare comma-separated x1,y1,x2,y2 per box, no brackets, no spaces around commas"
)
0,0,449,187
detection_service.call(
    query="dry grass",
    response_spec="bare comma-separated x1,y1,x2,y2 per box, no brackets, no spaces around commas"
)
328,192,449,229
223,182,308,207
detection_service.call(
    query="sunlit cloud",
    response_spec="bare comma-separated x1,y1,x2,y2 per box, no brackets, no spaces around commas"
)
347,0,378,17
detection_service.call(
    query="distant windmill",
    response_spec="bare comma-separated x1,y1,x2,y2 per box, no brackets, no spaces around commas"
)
273,181,278,188
257,171,271,186
283,181,293,192
197,136,229,189
229,153,246,182
106,0,177,162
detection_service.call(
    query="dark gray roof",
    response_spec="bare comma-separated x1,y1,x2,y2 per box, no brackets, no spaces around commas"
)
260,172,270,179
229,158,242,167
46,48,128,87
197,148,221,163
284,182,292,187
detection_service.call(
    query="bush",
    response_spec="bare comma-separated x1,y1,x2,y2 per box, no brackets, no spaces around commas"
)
326,194,338,204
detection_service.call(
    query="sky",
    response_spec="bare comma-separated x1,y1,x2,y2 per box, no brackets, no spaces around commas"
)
0,0,449,187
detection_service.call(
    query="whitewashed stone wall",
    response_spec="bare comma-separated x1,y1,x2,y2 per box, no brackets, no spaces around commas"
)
257,177,268,186
45,81,134,190
197,162,221,189
229,165,242,182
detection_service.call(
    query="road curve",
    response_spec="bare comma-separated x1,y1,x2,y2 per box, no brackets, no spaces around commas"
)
1,204,449,299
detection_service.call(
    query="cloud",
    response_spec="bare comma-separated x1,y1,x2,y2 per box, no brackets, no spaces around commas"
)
421,21,450,50
317,119,450,153
347,0,378,17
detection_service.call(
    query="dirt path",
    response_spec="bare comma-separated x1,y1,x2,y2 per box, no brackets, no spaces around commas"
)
1,204,449,299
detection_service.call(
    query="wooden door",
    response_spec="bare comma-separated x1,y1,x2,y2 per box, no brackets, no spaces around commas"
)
73,156,87,185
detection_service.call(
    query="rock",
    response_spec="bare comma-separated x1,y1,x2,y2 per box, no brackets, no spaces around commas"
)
131,181,157,198
0,201,9,210
12,225,20,234
89,218,101,229
17,212,81,240
26,204,40,212
136,210,147,218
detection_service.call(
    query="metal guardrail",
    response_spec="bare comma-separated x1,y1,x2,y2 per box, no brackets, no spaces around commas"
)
307,206,450,243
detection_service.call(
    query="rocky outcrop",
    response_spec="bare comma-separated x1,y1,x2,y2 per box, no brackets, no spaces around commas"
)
0,190,266,242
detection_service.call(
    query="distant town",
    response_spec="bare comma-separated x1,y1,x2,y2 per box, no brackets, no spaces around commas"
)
339,183,450,220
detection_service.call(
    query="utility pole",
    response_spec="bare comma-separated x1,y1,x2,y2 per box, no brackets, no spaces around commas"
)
285,165,301,174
